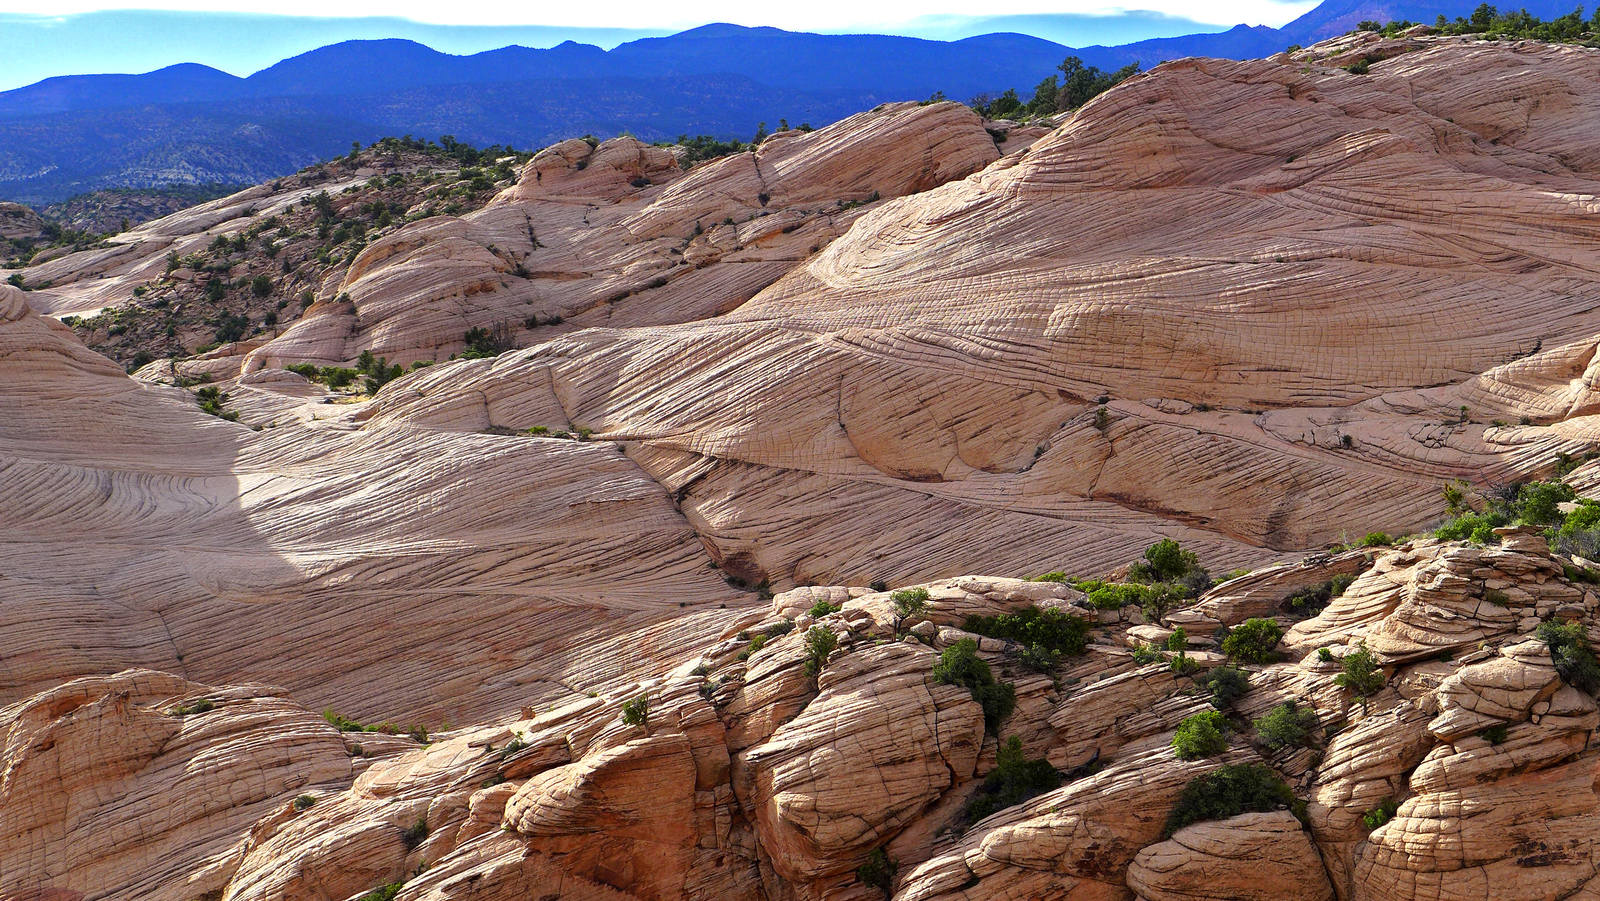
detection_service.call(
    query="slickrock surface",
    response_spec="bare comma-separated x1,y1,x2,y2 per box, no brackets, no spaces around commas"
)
0,282,756,722
23,38,1600,588
7,524,1600,899
0,669,357,901
9,32,1600,901
1127,811,1335,901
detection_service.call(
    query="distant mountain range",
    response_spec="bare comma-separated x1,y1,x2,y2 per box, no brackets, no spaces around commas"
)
0,0,1580,203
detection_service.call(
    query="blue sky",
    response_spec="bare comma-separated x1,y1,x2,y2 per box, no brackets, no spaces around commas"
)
0,2,1319,91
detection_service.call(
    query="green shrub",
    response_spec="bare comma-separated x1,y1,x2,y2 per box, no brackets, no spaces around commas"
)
1359,532,1392,547
1166,626,1188,652
320,366,359,390
251,274,273,297
1480,724,1509,744
1172,710,1230,760
1554,502,1600,560
1362,798,1398,830
1334,642,1386,700
1197,666,1250,709
856,847,897,896
170,698,216,716
1077,579,1187,619
1079,581,1150,610
1254,700,1319,749
1130,539,1209,592
194,386,238,421
357,884,404,901
1165,764,1295,836
621,694,650,728
400,817,429,850
891,587,931,630
1221,618,1283,664
805,626,838,677
1317,647,1336,663
962,606,1089,657
1435,511,1505,544
1132,642,1166,665
1484,589,1510,606
933,639,1015,732
1517,480,1576,526
1435,479,1581,547
1017,642,1062,673
1032,571,1069,583
1285,571,1360,617
462,324,513,358
963,735,1062,823
808,599,841,618
293,794,316,811
356,350,403,393
737,634,767,660
1537,620,1600,694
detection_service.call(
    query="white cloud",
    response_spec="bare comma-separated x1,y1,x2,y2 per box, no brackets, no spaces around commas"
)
0,0,1319,30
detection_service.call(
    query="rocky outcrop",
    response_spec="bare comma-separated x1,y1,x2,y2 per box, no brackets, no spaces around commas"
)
0,669,356,901
1285,532,1588,662
8,32,1600,901
6,530,1600,900
1127,811,1334,901
0,201,45,244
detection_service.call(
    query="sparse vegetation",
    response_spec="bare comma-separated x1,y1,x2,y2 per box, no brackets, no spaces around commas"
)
1073,539,1212,621
1172,710,1230,760
1221,618,1284,664
1362,798,1398,831
891,587,931,632
357,884,405,901
321,709,428,743
961,605,1090,663
293,794,316,811
462,323,515,359
1536,620,1600,695
963,735,1062,823
621,694,651,728
1196,666,1251,710
856,847,898,896
1363,5,1600,46
809,599,842,618
194,386,238,421
169,697,216,716
1434,479,1592,547
57,138,530,370
1334,641,1387,703
1165,764,1295,836
400,817,429,850
804,626,838,678
1254,700,1320,749
933,638,1015,732
969,56,1141,120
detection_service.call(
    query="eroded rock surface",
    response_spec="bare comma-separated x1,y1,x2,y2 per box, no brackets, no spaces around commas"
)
6,31,1600,901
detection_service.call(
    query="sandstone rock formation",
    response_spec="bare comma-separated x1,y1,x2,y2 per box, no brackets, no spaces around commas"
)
1127,811,1335,901
5,31,1600,901
0,201,45,243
